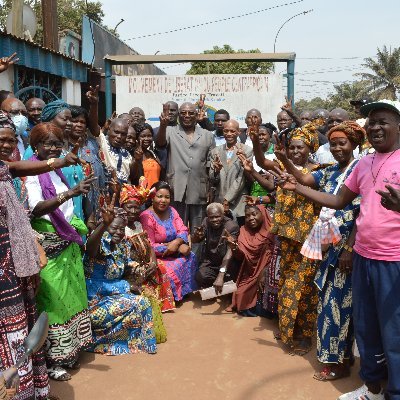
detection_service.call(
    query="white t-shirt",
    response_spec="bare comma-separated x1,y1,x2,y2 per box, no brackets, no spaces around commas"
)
26,171,74,222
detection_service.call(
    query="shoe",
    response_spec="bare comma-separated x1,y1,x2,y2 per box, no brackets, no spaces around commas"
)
337,384,384,400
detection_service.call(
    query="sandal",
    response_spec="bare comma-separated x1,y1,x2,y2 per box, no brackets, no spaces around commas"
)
64,361,81,370
273,331,282,340
47,366,71,381
289,339,312,356
313,365,350,381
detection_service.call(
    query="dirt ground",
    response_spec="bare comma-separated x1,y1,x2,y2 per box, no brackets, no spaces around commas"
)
50,293,362,400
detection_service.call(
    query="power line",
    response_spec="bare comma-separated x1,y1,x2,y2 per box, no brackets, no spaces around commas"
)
123,0,305,41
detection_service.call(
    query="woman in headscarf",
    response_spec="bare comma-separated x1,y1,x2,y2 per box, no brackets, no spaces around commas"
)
0,111,81,398
83,203,157,355
226,205,274,316
25,123,96,381
250,121,322,355
274,121,364,380
120,178,175,314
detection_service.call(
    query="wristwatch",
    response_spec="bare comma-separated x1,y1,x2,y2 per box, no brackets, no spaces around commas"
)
219,267,226,273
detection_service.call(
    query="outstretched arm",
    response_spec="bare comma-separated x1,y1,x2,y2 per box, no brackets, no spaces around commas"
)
273,133,317,188
155,104,169,148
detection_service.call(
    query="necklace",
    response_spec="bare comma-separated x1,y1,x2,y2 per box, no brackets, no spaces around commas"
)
370,149,399,185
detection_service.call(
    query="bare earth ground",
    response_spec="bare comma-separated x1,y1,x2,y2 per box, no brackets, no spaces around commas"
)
51,293,361,400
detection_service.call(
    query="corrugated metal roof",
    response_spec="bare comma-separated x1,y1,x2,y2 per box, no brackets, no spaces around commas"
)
0,31,90,82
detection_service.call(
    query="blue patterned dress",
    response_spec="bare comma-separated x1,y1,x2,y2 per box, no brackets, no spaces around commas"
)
84,233,157,355
311,162,360,364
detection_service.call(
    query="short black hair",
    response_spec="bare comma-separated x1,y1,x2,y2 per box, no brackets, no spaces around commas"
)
260,123,277,135
134,122,154,137
214,109,230,119
69,105,89,123
151,181,172,194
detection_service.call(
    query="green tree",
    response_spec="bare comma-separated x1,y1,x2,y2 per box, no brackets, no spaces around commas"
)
186,45,274,75
356,45,400,100
294,97,330,115
0,0,111,44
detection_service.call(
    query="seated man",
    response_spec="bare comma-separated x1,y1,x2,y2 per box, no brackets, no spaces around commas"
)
193,203,240,292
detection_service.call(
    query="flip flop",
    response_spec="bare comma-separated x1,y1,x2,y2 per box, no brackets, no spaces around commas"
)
313,366,350,381
47,366,71,381
64,360,81,370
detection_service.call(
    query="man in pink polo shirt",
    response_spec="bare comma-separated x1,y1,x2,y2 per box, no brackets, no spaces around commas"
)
276,100,400,400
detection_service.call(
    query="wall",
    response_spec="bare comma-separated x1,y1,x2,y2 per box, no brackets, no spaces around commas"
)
61,78,81,105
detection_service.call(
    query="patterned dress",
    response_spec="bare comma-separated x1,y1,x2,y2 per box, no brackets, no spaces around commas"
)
140,207,198,301
312,163,360,364
271,164,321,346
84,233,157,355
0,161,49,400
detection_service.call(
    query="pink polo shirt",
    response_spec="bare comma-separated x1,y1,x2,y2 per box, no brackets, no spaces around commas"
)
345,151,400,261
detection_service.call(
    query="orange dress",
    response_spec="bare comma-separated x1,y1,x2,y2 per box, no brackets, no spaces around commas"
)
142,158,161,188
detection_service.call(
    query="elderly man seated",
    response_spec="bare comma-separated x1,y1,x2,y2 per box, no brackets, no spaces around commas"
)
193,202,240,293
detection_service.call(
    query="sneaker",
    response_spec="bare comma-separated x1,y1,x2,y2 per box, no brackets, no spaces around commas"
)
337,384,384,400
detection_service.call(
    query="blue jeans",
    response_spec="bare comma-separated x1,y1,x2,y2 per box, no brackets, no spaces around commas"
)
352,252,400,400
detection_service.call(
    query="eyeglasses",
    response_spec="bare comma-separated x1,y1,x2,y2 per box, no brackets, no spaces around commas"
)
179,111,196,116
40,141,64,149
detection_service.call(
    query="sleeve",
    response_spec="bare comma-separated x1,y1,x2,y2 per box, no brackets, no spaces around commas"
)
344,162,360,195
171,208,189,243
25,175,44,211
311,168,324,189
225,219,240,239
206,132,216,169
140,211,167,256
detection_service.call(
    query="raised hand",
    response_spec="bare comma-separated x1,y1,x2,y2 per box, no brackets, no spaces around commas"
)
109,169,121,195
281,95,293,113
133,139,144,161
221,228,238,251
248,115,260,141
0,52,19,73
243,195,258,205
212,153,223,173
101,192,117,226
274,169,297,191
237,153,253,173
86,85,99,104
159,103,170,126
70,173,97,197
376,185,400,212
192,225,205,241
63,138,82,166
273,133,288,162
197,94,206,121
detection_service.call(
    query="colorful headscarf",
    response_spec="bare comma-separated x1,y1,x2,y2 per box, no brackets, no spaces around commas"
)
288,121,320,153
41,100,70,122
120,176,156,206
0,110,16,131
327,120,365,146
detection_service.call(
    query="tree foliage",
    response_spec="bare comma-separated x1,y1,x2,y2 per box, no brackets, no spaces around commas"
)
356,45,400,100
0,0,113,44
295,80,375,119
186,45,274,75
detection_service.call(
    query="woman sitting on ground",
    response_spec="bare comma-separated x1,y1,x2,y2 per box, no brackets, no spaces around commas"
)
84,201,157,355
140,181,197,301
225,204,274,316
120,178,175,313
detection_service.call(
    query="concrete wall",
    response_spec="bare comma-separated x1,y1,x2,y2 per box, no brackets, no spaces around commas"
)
0,66,14,93
61,78,81,105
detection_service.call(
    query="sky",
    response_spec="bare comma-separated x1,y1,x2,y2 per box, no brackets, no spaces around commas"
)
99,0,399,101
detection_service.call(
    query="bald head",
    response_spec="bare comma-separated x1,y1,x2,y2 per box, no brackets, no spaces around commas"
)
25,97,45,125
277,110,293,131
129,107,145,124
327,108,350,130
1,98,26,116
223,119,240,146
245,108,262,127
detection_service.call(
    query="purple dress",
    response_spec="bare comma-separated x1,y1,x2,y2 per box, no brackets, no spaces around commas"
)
140,207,197,301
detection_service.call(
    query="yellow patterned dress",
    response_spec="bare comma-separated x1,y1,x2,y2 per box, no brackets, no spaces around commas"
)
271,164,321,346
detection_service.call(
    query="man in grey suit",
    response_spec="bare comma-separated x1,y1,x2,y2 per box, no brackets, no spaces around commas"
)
155,102,215,242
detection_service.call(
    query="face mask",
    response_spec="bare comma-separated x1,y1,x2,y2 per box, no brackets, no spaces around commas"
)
12,114,29,137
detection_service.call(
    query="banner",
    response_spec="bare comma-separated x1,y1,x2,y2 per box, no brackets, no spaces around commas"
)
115,74,284,128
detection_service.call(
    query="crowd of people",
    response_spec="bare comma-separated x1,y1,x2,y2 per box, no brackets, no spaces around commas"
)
0,51,400,400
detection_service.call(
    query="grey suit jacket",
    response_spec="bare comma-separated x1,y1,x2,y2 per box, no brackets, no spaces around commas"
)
209,143,253,217
165,124,215,204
